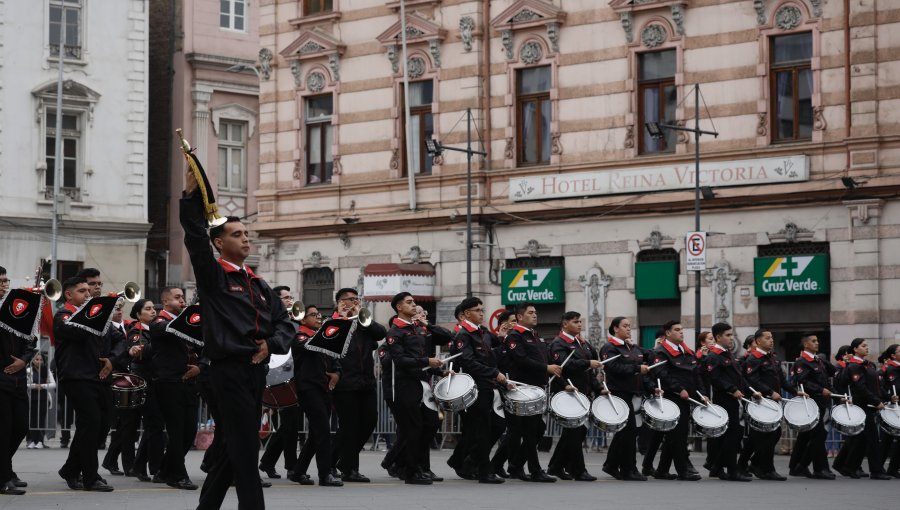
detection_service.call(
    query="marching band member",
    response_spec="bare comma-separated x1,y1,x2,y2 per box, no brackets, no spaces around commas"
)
127,299,165,483
102,303,138,477
504,303,560,483
841,338,891,480
830,345,853,475
489,310,516,478
788,333,836,479
703,323,752,481
878,344,900,478
735,334,758,477
600,316,649,481
649,320,705,481
547,311,599,482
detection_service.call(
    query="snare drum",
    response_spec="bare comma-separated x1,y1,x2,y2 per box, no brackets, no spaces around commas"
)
549,391,590,428
110,373,146,409
590,394,629,433
421,381,439,412
641,397,680,432
746,399,783,432
783,397,819,432
691,404,729,438
878,404,900,437
433,373,478,412
831,404,866,436
493,389,505,418
262,351,299,409
503,384,547,416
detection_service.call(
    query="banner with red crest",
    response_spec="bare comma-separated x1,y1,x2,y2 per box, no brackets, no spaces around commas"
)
0,289,44,340
64,295,120,337
304,318,356,359
164,304,203,347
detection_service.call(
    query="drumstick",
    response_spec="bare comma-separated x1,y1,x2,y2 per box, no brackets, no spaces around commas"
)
799,383,812,417
600,354,622,365
688,397,707,408
748,386,781,412
828,393,850,399
656,378,662,400
447,362,453,388
695,390,722,419
647,359,667,370
740,397,754,405
567,379,589,411
602,380,620,414
420,352,463,370
548,350,577,387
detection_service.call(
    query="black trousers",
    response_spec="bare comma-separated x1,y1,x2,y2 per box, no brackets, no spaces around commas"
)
156,381,199,482
56,381,75,444
507,414,545,474
749,427,781,473
707,398,741,475
642,430,664,471
605,391,639,473
103,406,141,472
789,401,829,472
59,380,111,486
291,385,332,480
331,387,377,473
489,418,508,471
882,433,900,473
199,379,225,471
391,379,430,477
197,361,266,510
549,425,587,476
260,406,300,471
133,383,165,475
451,389,494,477
0,384,28,483
657,398,691,476
846,409,884,474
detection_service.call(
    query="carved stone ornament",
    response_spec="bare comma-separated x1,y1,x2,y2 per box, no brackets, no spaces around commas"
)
407,57,426,79
676,120,689,144
547,22,560,52
641,230,674,251
641,24,667,48
774,5,802,30
290,60,302,87
704,254,740,331
624,125,634,149
307,71,326,92
770,221,814,244
757,112,768,136
390,148,401,170
551,133,562,155
520,41,543,64
671,4,685,36
459,16,475,52
429,39,441,68
754,0,767,26
339,232,351,249
406,25,425,38
432,153,444,166
329,53,341,81
526,239,542,258
387,45,399,73
333,155,343,175
620,12,634,44
502,29,514,60
810,0,822,17
504,138,514,160
258,48,273,80
308,251,323,268
293,160,303,180
579,265,612,348
813,105,827,131
403,245,431,264
511,9,543,23
299,40,326,54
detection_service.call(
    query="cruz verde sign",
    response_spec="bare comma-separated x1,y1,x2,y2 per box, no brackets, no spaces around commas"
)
501,267,564,304
754,255,829,296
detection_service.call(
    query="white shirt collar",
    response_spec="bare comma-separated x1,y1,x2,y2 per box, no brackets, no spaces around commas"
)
714,344,725,351
803,350,816,358
395,317,412,325
220,259,246,272
561,331,578,342
851,355,864,362
665,339,683,352
463,319,479,330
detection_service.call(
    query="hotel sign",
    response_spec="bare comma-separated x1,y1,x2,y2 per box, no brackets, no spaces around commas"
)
509,155,808,202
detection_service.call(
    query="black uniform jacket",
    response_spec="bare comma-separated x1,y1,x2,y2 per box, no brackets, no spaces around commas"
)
845,356,881,407
53,303,110,383
504,324,550,388
385,318,449,384
744,347,796,396
792,350,835,409
549,331,599,395
150,309,203,383
600,335,646,395
703,345,746,401
332,313,387,392
880,360,900,400
0,329,36,390
650,340,706,396
293,324,339,391
180,190,292,362
450,320,500,390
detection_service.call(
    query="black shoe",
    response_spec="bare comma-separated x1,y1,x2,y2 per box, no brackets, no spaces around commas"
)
330,468,341,479
548,468,572,480
836,467,858,479
653,470,677,480
727,473,753,482
887,469,900,479
494,467,509,479
622,469,647,481
166,478,198,490
762,471,787,481
10,476,26,488
425,470,443,482
870,472,892,480
685,467,700,477
573,472,597,482
151,474,165,484
320,474,344,487
405,472,433,485
677,472,702,481
288,472,315,485
641,466,655,477
102,464,124,476
811,470,836,480
259,464,281,479
387,464,401,479
508,467,527,481
131,471,151,482
789,467,812,478
602,465,622,480
854,469,869,478
58,469,83,490
529,470,557,483
83,480,114,492
735,469,752,480
342,470,370,483
0,481,25,496
260,478,272,488
479,473,505,484
708,467,726,479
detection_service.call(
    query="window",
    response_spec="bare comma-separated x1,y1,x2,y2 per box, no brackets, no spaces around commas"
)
402,81,434,176
220,0,246,31
45,112,80,190
218,121,247,192
49,0,81,59
302,267,334,318
638,50,676,154
306,95,333,185
516,66,551,165
304,0,334,15
770,33,812,142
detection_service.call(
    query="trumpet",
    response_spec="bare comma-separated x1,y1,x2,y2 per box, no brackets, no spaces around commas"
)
349,307,373,327
109,282,142,302
289,301,306,321
23,278,62,301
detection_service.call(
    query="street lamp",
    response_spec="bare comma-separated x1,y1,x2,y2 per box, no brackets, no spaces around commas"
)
645,84,719,347
425,108,487,298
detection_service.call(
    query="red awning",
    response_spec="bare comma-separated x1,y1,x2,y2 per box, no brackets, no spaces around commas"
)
363,263,436,302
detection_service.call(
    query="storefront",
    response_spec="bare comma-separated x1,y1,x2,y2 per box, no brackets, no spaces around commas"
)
501,260,566,339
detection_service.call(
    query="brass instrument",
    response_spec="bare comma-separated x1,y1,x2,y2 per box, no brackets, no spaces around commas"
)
24,279,62,301
289,301,306,321
110,282,142,302
176,128,227,227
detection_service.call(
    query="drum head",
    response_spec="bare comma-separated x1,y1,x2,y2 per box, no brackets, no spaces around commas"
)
783,397,818,426
434,373,475,399
881,405,900,428
747,401,783,423
111,373,145,389
832,404,865,425
692,404,728,427
551,392,589,419
507,385,545,402
268,352,292,370
266,354,294,386
591,395,629,423
643,397,679,420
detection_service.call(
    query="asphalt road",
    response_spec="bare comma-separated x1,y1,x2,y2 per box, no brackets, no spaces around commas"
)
2,446,896,510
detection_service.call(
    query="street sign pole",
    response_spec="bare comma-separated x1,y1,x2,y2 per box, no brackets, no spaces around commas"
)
686,230,707,345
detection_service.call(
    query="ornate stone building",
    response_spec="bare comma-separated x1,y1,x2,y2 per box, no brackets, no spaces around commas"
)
253,0,900,358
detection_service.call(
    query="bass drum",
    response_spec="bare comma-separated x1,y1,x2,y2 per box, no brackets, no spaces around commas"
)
262,351,298,409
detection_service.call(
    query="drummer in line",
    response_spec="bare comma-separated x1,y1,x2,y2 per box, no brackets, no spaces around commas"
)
877,344,900,478
788,333,837,479
840,338,892,480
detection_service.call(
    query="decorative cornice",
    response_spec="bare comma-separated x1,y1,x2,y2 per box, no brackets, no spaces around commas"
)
490,0,566,32
279,28,345,62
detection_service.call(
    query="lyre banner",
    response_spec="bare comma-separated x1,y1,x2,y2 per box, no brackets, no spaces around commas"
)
176,128,226,227
165,304,203,348
305,318,356,359
65,295,120,337
0,289,44,340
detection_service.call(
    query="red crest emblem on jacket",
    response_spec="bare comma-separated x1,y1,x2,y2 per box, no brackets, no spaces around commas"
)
189,313,201,324
88,304,103,318
325,325,340,337
11,299,28,317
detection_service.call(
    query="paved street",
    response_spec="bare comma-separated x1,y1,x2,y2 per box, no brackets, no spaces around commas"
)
2,445,895,510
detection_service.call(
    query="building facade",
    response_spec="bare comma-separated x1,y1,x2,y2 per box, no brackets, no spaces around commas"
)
148,0,264,295
254,0,900,359
0,0,149,289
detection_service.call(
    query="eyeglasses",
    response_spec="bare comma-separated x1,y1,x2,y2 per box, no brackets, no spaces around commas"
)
308,313,323,318
339,297,360,303
0,278,9,284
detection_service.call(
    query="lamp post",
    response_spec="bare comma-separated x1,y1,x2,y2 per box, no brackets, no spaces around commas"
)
646,84,718,346
425,108,486,298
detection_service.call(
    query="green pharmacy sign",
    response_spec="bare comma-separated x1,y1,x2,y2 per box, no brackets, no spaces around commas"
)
754,255,829,296
501,267,565,304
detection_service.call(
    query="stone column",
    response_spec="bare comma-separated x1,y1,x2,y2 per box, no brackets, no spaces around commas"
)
704,254,739,329
580,265,612,349
191,88,213,171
